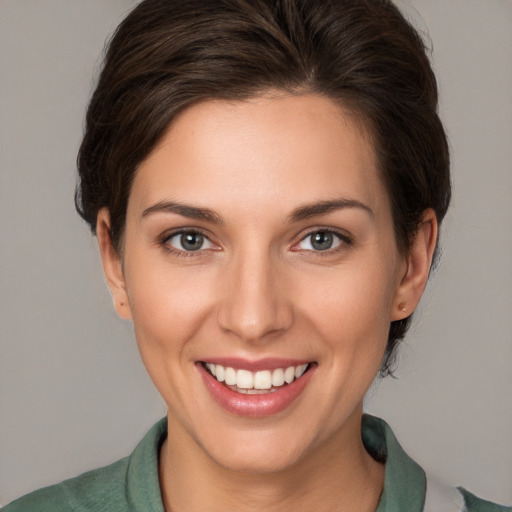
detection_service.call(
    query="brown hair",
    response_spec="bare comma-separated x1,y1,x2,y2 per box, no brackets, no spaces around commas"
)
76,0,450,376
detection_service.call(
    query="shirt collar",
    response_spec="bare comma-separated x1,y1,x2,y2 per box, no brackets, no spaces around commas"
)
126,417,167,511
362,414,426,512
128,415,426,512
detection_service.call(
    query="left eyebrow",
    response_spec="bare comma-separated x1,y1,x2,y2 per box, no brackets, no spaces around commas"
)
287,198,374,223
141,200,224,224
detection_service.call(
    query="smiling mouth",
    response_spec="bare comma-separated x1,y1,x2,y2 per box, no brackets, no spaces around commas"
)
202,362,311,394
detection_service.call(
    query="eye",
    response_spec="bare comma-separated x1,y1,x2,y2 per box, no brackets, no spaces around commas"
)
296,230,346,252
164,231,215,252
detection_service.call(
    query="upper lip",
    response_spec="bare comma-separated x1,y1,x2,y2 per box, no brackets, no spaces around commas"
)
198,357,314,372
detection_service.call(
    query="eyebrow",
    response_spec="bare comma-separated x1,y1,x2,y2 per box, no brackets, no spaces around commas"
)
141,197,373,225
141,201,224,224
287,198,374,222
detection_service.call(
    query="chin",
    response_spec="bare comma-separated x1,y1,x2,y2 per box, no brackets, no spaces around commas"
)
192,419,323,476
210,441,308,475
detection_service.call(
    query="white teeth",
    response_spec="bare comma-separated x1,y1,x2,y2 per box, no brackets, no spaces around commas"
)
284,366,295,384
253,370,272,390
237,387,279,394
295,364,308,379
205,363,310,392
224,367,237,386
271,368,285,387
236,369,253,389
215,365,225,382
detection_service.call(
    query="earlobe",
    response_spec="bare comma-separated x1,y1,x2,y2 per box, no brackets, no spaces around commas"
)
96,208,132,320
391,209,438,321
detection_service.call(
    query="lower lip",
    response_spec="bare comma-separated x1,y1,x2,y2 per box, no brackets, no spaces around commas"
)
197,363,315,417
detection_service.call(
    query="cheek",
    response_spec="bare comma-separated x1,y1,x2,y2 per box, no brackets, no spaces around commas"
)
303,267,396,329
297,257,398,364
124,262,220,410
123,249,216,359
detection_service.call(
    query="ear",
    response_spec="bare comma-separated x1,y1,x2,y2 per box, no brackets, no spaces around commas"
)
391,209,438,321
96,208,132,320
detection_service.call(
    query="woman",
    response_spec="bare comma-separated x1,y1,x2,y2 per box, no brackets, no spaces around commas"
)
3,0,510,511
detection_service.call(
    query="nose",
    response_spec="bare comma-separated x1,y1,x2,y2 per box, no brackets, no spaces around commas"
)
216,248,294,343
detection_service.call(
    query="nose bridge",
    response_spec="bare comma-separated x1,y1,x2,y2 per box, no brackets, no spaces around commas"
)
217,242,292,342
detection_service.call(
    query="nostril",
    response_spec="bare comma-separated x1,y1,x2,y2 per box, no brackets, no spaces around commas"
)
215,260,294,342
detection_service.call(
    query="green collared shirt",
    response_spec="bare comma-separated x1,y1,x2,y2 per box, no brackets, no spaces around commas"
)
3,415,509,511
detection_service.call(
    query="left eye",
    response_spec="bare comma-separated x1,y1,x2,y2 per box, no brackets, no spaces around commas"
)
166,231,214,252
296,230,344,251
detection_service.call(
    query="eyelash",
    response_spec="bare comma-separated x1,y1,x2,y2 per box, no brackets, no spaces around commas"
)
160,228,217,258
292,228,353,255
159,228,353,258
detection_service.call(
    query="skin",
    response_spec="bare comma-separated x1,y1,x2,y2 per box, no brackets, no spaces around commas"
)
97,93,437,512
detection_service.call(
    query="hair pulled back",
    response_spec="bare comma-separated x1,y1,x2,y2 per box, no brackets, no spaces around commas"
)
76,0,450,376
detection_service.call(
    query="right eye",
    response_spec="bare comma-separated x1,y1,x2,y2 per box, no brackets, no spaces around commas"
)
164,231,215,253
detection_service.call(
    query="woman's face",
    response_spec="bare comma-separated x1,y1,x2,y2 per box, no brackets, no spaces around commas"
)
100,93,421,473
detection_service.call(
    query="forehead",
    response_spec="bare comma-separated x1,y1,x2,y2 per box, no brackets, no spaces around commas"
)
128,93,387,218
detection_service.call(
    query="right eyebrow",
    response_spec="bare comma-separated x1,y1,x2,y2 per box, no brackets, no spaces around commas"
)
141,201,224,224
287,198,374,223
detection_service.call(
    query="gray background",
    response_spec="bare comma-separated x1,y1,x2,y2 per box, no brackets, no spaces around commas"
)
1,0,511,506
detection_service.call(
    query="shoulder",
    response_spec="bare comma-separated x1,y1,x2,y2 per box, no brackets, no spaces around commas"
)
424,474,511,512
458,488,512,512
363,414,511,512
1,457,130,512
2,417,167,512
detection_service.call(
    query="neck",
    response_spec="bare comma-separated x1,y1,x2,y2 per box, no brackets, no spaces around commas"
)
159,408,384,512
